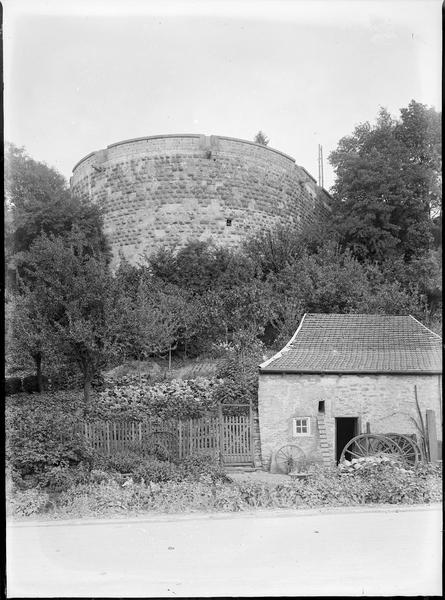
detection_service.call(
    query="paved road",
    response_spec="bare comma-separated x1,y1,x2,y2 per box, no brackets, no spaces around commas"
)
7,505,442,597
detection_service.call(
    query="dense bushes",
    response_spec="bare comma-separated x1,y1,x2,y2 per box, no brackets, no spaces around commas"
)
7,461,442,519
5,382,240,492
5,381,219,483
6,393,92,478
91,377,218,421
5,377,23,395
92,452,229,485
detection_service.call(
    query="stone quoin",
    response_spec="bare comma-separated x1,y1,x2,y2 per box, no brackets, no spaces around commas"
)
70,134,331,266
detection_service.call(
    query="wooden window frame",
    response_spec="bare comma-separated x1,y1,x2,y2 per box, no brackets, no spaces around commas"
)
293,417,311,437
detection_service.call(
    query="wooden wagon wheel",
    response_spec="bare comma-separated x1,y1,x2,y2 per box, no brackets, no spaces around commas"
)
384,433,421,465
340,433,403,463
275,444,306,474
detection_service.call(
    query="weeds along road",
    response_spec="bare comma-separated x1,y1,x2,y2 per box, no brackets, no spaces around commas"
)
6,505,442,597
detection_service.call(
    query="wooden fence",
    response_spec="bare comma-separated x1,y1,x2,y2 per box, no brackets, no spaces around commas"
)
13,411,254,465
80,416,252,464
11,416,248,465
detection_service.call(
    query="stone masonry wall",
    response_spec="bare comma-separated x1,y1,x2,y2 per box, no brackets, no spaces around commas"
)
70,134,331,266
258,373,442,469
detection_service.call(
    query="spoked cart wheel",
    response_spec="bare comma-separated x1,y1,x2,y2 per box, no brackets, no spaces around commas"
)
340,433,403,463
384,433,422,465
275,444,306,474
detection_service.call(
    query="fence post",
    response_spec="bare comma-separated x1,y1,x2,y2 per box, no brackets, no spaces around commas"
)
189,420,193,455
249,400,254,464
426,410,439,463
218,401,224,466
178,421,182,460
106,422,110,455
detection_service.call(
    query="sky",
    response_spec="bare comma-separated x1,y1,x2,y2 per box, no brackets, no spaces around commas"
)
3,0,442,191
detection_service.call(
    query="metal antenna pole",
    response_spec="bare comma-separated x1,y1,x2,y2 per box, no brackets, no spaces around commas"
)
318,144,324,188
320,145,324,188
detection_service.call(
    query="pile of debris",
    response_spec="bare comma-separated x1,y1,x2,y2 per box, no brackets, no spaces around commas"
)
339,454,412,474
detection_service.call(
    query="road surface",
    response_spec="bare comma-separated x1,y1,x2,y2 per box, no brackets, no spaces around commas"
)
6,505,442,597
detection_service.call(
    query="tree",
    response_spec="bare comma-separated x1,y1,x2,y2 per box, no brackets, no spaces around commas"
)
243,224,306,277
5,143,110,286
213,330,265,408
329,101,441,262
17,230,117,408
254,131,270,146
396,100,442,217
7,290,51,391
118,278,185,371
149,240,234,296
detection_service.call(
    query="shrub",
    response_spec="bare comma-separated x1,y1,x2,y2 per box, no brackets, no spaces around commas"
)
8,488,51,517
7,460,442,520
213,339,261,409
6,392,96,479
101,452,144,474
177,454,230,483
91,377,218,421
340,459,443,504
133,458,180,483
22,375,49,393
5,377,22,396
39,462,76,493
90,469,113,484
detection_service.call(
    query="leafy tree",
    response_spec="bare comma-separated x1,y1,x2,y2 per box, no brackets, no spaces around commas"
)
175,293,207,358
375,252,442,325
243,224,306,277
117,278,185,369
16,230,117,408
5,143,110,286
329,101,441,262
396,100,442,217
7,290,51,391
254,131,270,146
149,240,237,296
213,330,265,408
202,277,271,347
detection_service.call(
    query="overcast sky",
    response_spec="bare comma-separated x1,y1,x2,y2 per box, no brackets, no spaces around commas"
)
3,0,442,190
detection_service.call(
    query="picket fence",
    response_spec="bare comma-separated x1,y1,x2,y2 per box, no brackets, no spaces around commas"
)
14,415,252,465
79,417,253,464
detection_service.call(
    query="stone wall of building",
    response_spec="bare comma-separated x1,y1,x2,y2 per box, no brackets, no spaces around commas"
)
258,372,442,469
70,134,331,266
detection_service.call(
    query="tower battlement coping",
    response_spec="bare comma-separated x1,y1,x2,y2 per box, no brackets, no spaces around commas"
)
72,134,298,173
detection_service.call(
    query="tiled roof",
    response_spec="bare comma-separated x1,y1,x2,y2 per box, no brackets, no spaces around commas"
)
260,314,442,374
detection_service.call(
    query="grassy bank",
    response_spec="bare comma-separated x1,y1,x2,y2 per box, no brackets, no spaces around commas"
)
7,461,442,521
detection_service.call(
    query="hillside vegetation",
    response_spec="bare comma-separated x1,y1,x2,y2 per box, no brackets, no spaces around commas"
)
5,100,442,402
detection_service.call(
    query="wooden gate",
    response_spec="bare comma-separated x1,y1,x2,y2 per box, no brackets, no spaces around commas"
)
177,411,253,465
221,414,253,465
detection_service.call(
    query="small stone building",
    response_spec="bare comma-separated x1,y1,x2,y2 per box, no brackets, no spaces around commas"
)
258,314,442,468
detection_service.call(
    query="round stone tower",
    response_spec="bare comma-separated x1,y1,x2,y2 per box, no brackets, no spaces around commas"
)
70,134,331,265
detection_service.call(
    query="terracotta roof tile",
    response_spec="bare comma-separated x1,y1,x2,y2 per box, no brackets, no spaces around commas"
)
260,314,442,374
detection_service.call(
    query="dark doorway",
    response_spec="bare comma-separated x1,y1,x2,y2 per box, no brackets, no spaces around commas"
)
335,417,359,463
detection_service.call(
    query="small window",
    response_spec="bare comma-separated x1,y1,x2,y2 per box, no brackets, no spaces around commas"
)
293,417,311,436
318,400,325,413
226,218,232,226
